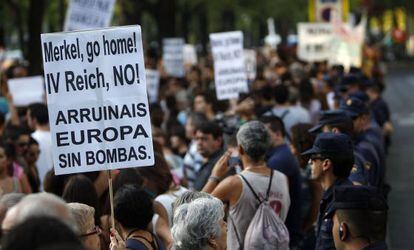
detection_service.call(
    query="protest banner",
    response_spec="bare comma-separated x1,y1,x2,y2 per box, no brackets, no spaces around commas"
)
145,69,160,103
297,23,332,62
210,31,248,100
162,38,185,77
64,0,116,31
184,44,197,66
7,76,45,107
244,49,257,81
0,50,24,61
328,14,366,71
41,25,154,175
265,18,281,49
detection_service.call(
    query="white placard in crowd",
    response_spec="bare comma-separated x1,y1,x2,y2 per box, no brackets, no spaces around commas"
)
41,25,154,175
145,69,160,103
7,76,45,107
297,23,332,62
64,0,116,31
328,15,366,70
162,38,185,77
184,44,197,66
0,50,24,61
210,31,248,100
244,49,257,81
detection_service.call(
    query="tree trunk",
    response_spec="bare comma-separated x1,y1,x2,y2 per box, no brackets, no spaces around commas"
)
27,0,45,75
59,0,65,30
221,9,235,31
181,5,190,41
5,0,24,53
0,4,5,47
157,0,176,41
119,0,143,25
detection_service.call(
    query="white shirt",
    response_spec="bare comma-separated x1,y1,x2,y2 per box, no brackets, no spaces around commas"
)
31,130,53,188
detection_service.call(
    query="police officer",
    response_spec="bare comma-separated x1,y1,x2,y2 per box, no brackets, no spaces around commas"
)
339,97,384,187
308,110,372,186
302,132,354,250
329,186,388,250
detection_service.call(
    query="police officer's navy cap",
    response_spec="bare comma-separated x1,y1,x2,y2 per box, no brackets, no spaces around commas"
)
309,110,352,133
348,91,369,103
341,74,360,86
339,97,369,119
332,186,388,211
301,132,353,156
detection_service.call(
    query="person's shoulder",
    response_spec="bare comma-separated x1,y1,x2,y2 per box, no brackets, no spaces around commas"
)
271,169,289,182
222,174,242,186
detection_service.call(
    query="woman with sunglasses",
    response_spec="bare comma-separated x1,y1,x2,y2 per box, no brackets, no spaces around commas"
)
68,202,102,250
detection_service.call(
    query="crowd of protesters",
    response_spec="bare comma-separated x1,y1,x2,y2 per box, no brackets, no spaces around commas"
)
0,41,391,250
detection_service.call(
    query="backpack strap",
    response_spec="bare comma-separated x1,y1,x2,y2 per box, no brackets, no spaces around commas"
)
280,109,290,120
228,213,243,250
239,174,262,203
239,170,274,203
265,170,274,201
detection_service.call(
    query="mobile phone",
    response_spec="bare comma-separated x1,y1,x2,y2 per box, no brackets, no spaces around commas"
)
228,156,242,168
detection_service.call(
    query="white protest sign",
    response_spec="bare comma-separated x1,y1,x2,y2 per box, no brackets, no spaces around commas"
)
298,23,332,62
184,44,197,65
41,26,154,175
0,50,24,61
329,15,366,70
265,18,281,49
7,76,45,107
244,49,256,81
210,31,248,100
145,69,160,103
162,38,185,77
64,0,116,31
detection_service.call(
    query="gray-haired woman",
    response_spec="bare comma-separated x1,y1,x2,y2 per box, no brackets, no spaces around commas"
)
171,197,227,250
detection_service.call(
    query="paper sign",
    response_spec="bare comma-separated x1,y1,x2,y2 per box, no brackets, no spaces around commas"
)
244,50,256,81
163,38,185,77
0,50,23,61
145,69,160,103
184,44,197,65
210,31,248,100
298,23,332,62
328,15,366,70
64,0,116,31
41,25,154,175
7,76,45,107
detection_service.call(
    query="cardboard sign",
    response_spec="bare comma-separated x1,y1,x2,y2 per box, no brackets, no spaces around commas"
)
244,49,257,81
329,15,366,70
64,0,116,31
41,25,154,175
162,38,185,77
184,44,197,66
7,76,45,107
210,31,248,100
298,23,332,62
145,69,160,103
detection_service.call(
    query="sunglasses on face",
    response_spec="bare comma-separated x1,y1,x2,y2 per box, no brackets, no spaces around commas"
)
17,142,28,147
310,155,328,162
80,226,102,237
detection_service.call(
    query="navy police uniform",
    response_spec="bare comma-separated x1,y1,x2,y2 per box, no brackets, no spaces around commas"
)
339,97,383,187
302,132,355,250
308,110,376,186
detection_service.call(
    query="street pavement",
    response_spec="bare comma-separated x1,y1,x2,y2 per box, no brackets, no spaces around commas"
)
384,62,414,250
